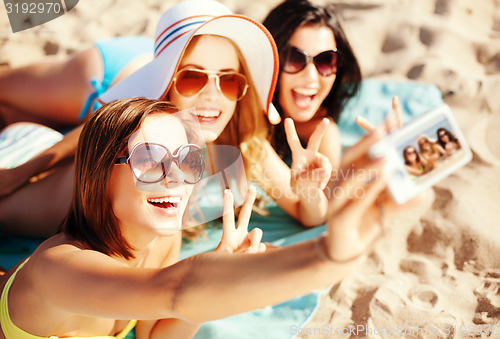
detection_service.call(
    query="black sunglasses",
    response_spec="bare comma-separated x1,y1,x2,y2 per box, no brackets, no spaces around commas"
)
283,46,338,76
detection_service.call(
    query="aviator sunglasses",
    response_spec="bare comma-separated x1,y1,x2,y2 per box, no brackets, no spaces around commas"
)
173,69,249,101
115,142,205,184
283,46,338,77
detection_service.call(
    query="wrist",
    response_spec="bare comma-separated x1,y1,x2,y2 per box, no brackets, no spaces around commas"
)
5,165,29,183
314,236,366,264
298,191,328,226
15,161,40,183
297,185,327,204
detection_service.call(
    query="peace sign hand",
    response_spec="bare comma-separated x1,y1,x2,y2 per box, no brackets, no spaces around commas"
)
215,186,266,254
285,118,332,193
356,96,403,133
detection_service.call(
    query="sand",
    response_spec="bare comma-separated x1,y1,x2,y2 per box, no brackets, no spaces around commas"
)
1,0,500,337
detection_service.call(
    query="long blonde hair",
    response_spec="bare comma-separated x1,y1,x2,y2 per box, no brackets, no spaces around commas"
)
168,35,274,239
215,38,271,193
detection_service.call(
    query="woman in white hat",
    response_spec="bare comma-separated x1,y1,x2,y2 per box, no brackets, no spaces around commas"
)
100,0,332,228
1,0,332,236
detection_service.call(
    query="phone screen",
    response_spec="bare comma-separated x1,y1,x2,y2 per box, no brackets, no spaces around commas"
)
373,104,472,204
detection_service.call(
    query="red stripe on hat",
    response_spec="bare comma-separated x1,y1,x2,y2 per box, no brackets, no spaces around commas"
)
155,29,193,58
155,15,215,45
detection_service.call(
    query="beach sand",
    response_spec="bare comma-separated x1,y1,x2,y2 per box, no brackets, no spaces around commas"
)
1,0,499,337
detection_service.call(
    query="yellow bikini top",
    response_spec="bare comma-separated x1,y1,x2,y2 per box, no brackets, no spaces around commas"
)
1,259,137,339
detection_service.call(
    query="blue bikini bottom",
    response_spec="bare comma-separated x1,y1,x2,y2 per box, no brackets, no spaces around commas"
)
78,36,154,120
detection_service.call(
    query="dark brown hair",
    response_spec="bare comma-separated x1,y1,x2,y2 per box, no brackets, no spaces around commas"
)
62,97,178,259
436,127,458,149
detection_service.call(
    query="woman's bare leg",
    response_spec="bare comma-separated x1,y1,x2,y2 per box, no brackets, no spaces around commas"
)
0,47,103,129
0,162,74,238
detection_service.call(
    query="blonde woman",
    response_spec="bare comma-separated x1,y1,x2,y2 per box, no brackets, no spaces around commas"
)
417,135,445,169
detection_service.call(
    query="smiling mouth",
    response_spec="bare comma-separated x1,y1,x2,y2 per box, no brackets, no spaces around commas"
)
191,109,221,123
147,196,181,210
292,88,318,108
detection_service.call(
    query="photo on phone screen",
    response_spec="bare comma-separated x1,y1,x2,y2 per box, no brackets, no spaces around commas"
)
371,104,472,204
398,116,466,185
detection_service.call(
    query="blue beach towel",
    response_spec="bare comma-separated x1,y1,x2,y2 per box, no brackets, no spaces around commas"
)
338,79,443,148
0,79,443,339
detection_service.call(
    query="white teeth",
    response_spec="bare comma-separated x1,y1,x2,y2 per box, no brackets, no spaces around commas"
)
147,196,181,204
195,110,220,118
293,88,318,96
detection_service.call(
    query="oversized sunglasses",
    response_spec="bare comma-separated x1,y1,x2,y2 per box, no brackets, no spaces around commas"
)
115,142,204,184
173,69,249,101
283,46,338,76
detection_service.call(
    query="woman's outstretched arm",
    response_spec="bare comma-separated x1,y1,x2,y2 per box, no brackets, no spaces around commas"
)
30,233,358,325
32,128,395,325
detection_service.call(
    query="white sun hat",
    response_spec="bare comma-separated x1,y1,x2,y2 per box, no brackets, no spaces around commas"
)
99,0,280,122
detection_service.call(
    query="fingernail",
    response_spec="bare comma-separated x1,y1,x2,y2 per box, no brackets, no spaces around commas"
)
224,189,231,194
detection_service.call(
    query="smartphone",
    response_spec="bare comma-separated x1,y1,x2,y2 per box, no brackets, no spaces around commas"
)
369,104,472,204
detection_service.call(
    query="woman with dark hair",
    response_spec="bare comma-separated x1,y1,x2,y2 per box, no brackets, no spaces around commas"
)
0,97,396,339
262,0,362,169
436,127,460,156
0,97,265,338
